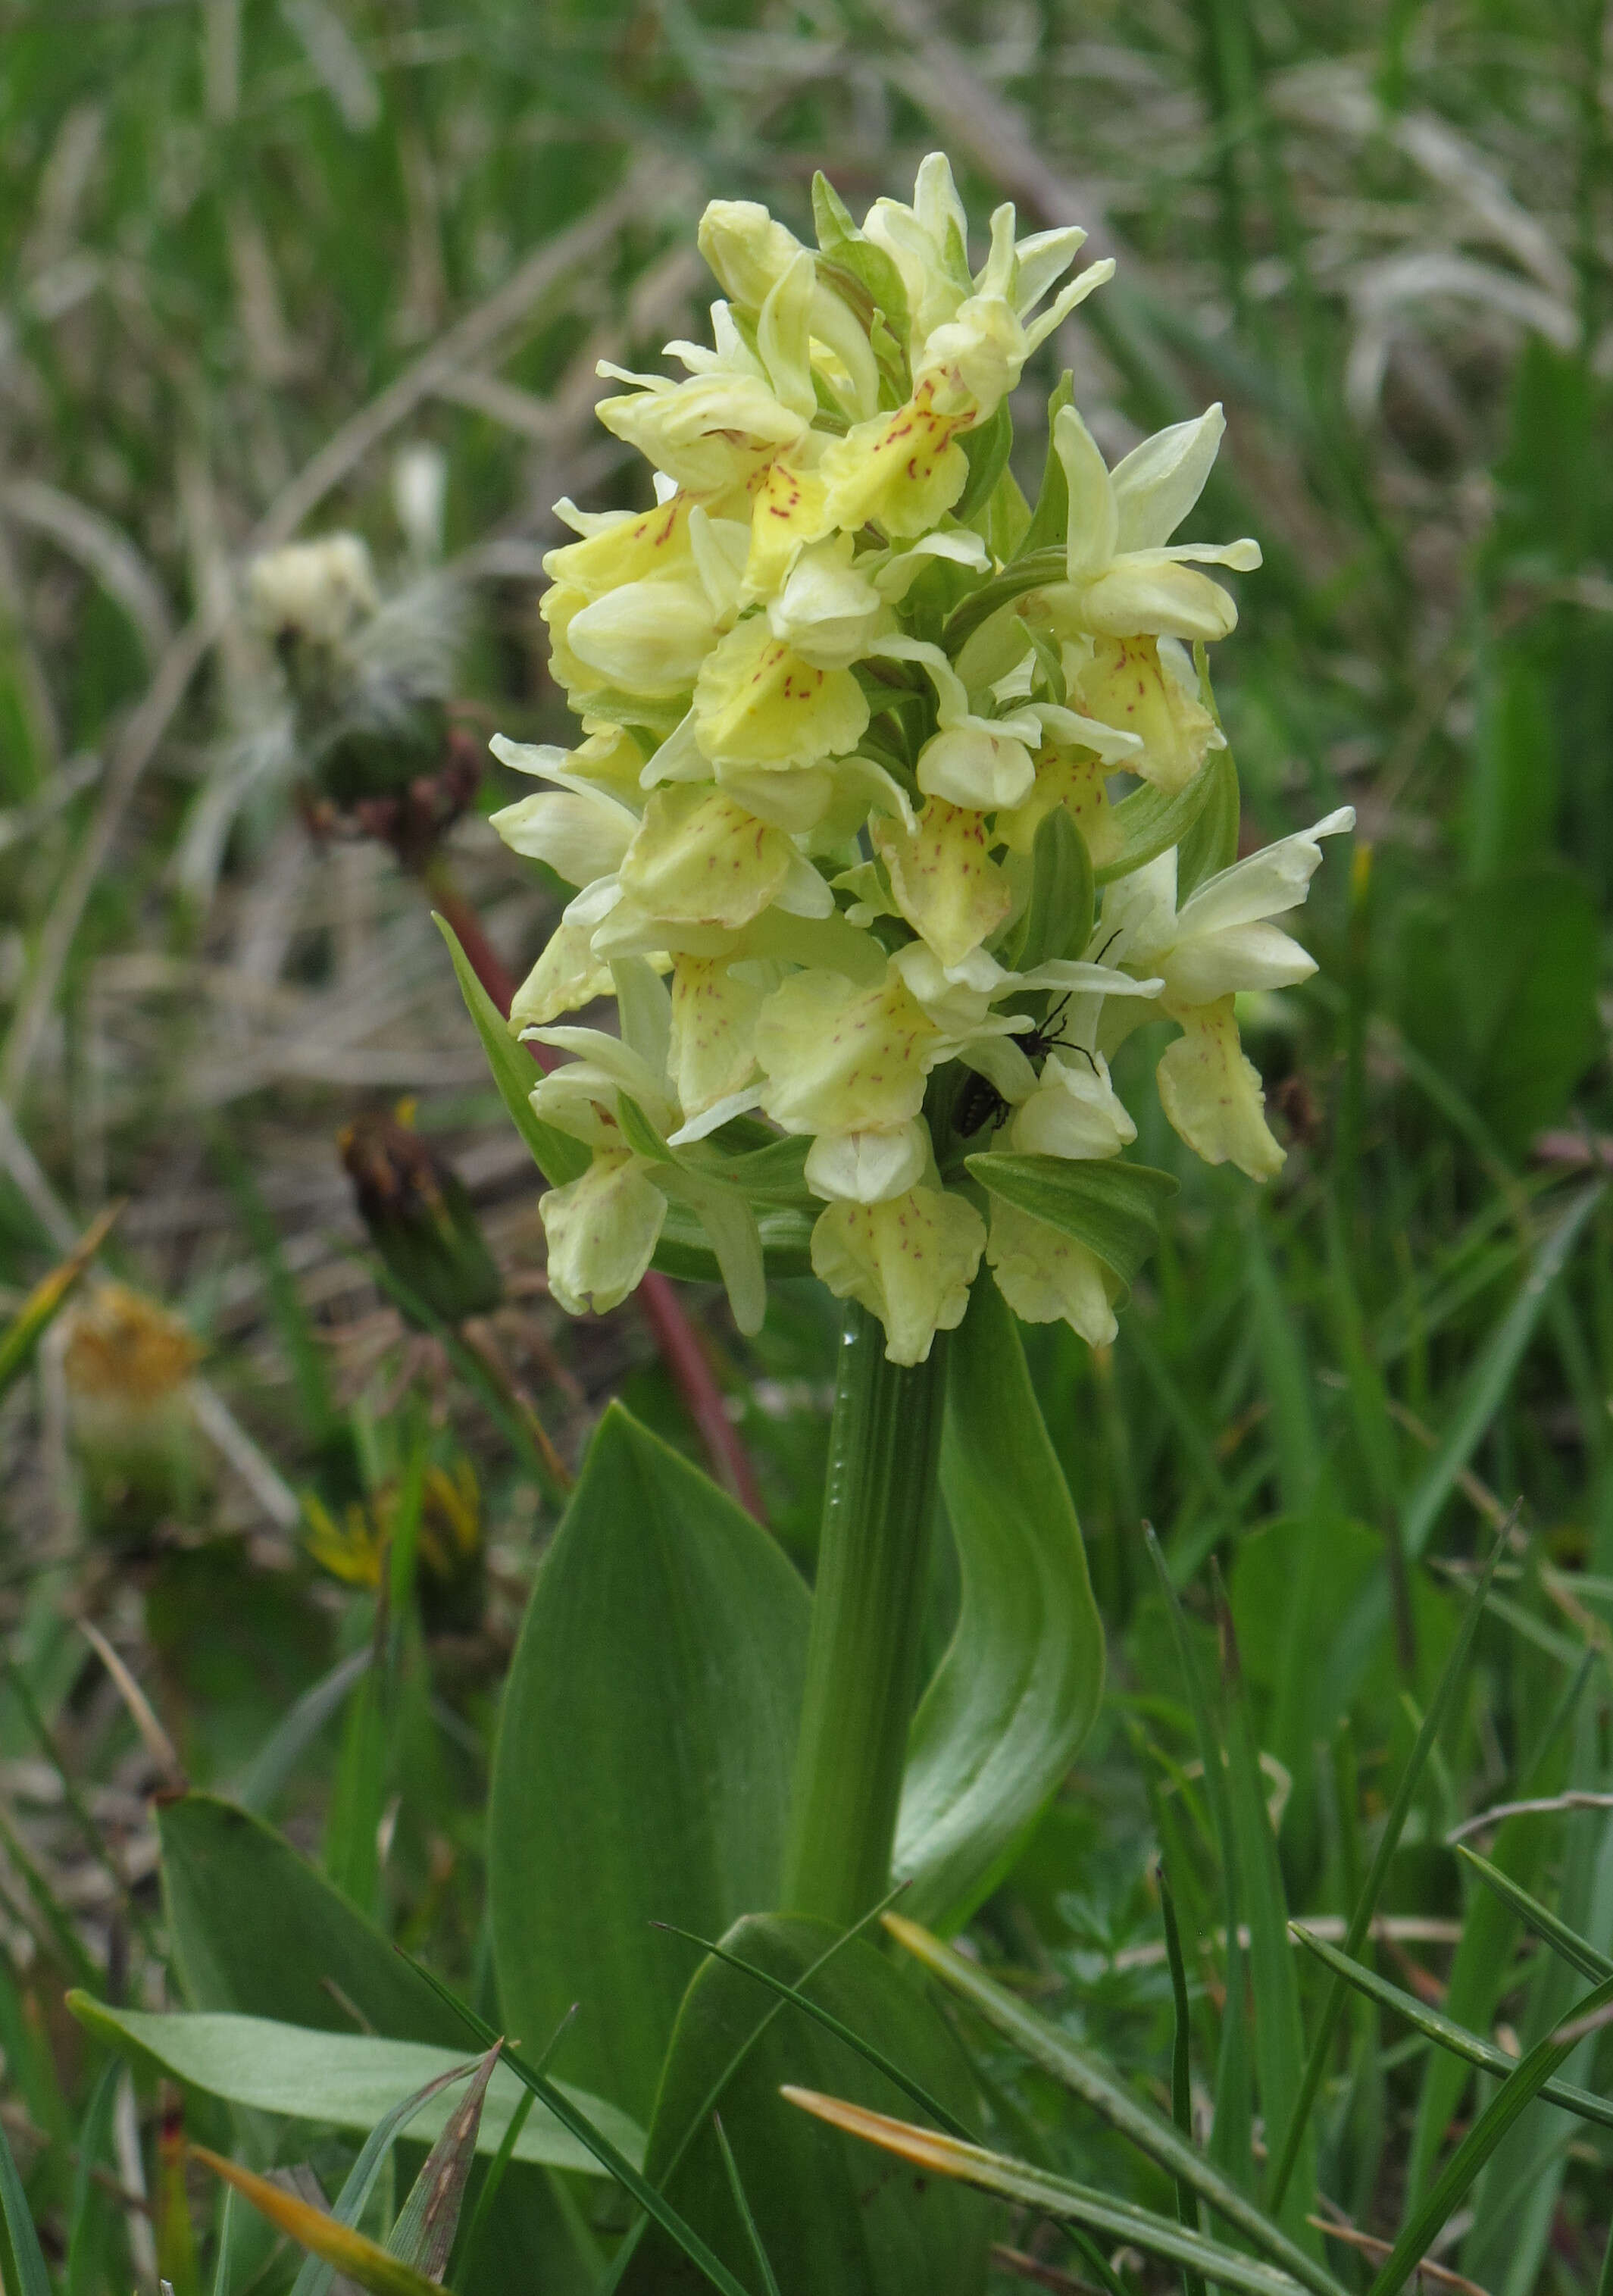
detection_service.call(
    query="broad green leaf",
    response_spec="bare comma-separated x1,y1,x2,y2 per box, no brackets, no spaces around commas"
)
1289,1928,1613,2134
0,1200,121,1398
966,1154,1177,1300
894,1270,1104,1930
954,401,1012,525
434,915,588,1187
191,2147,442,2296
618,1913,989,2296
489,1404,810,2126
157,1795,467,2044
1174,735,1239,901
941,546,1064,656
783,2091,1335,2296
65,2000,642,2176
884,1916,1344,2296
1005,805,1093,971
1094,743,1222,887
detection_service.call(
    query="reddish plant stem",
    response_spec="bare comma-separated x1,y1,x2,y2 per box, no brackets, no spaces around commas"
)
425,864,767,1521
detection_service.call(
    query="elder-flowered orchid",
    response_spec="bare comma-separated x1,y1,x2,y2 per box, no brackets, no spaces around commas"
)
472,152,1352,1365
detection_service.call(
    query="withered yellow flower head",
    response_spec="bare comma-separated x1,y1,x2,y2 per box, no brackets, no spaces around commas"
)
486,154,1351,1364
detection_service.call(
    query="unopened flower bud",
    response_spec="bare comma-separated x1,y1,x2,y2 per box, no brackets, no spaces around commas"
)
339,1109,502,1327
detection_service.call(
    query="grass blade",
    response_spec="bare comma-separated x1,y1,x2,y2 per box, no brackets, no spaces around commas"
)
287,2050,486,2296
782,2090,1326,2296
711,2117,782,2296
387,2041,502,2282
1144,1525,1253,2196
1289,1927,1613,2134
233,1649,372,1816
651,1919,971,2141
0,1200,122,1397
884,1914,1347,2296
390,1950,758,2296
0,2088,54,2296
1402,1187,1602,1560
1268,1525,1511,2207
1455,1844,1613,1985
1159,1866,1208,2296
1216,1569,1315,2250
1360,1974,1613,2295
191,2148,442,2296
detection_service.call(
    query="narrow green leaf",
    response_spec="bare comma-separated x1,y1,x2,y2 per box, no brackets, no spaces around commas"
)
390,1962,768,2296
783,2091,1333,2296
1269,1527,1509,2207
884,1916,1346,2296
1144,1528,1254,2198
1158,1869,1208,2296
1019,373,1076,555
433,915,588,1187
1361,1975,1613,2296
233,1650,371,1816
192,2148,443,2296
965,1156,1177,1297
289,2050,489,2296
649,1919,971,2141
0,1200,121,1397
1005,805,1093,971
0,2085,53,2296
1289,1928,1613,2134
711,2119,782,2296
1402,1186,1602,1559
67,2062,119,2296
1216,1572,1315,2250
955,401,1013,524
387,2042,501,2281
896,1269,1105,1928
1457,1844,1613,1985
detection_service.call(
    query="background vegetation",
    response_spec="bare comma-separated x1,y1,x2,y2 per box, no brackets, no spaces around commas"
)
2,0,1612,2288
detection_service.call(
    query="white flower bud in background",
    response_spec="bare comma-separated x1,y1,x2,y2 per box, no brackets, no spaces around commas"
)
246,533,377,645
392,442,449,563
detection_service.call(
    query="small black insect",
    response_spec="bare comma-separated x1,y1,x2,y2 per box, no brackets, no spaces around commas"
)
952,996,1099,1139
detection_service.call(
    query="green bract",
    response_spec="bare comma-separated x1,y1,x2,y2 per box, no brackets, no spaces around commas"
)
488,152,1352,1360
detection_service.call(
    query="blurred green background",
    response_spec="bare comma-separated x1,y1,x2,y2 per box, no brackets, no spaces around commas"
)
4,1,1613,2288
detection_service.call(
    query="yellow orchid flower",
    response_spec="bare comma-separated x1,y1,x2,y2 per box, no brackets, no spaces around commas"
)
692,615,870,771
810,1184,986,1365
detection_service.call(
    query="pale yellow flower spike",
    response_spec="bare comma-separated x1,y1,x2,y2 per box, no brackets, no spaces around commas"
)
476,149,1352,1365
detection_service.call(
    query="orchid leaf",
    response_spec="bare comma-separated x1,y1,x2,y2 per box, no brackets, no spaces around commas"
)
895,1269,1104,1929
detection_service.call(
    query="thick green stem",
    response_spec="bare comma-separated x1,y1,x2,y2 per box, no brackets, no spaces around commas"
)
782,1303,949,1926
